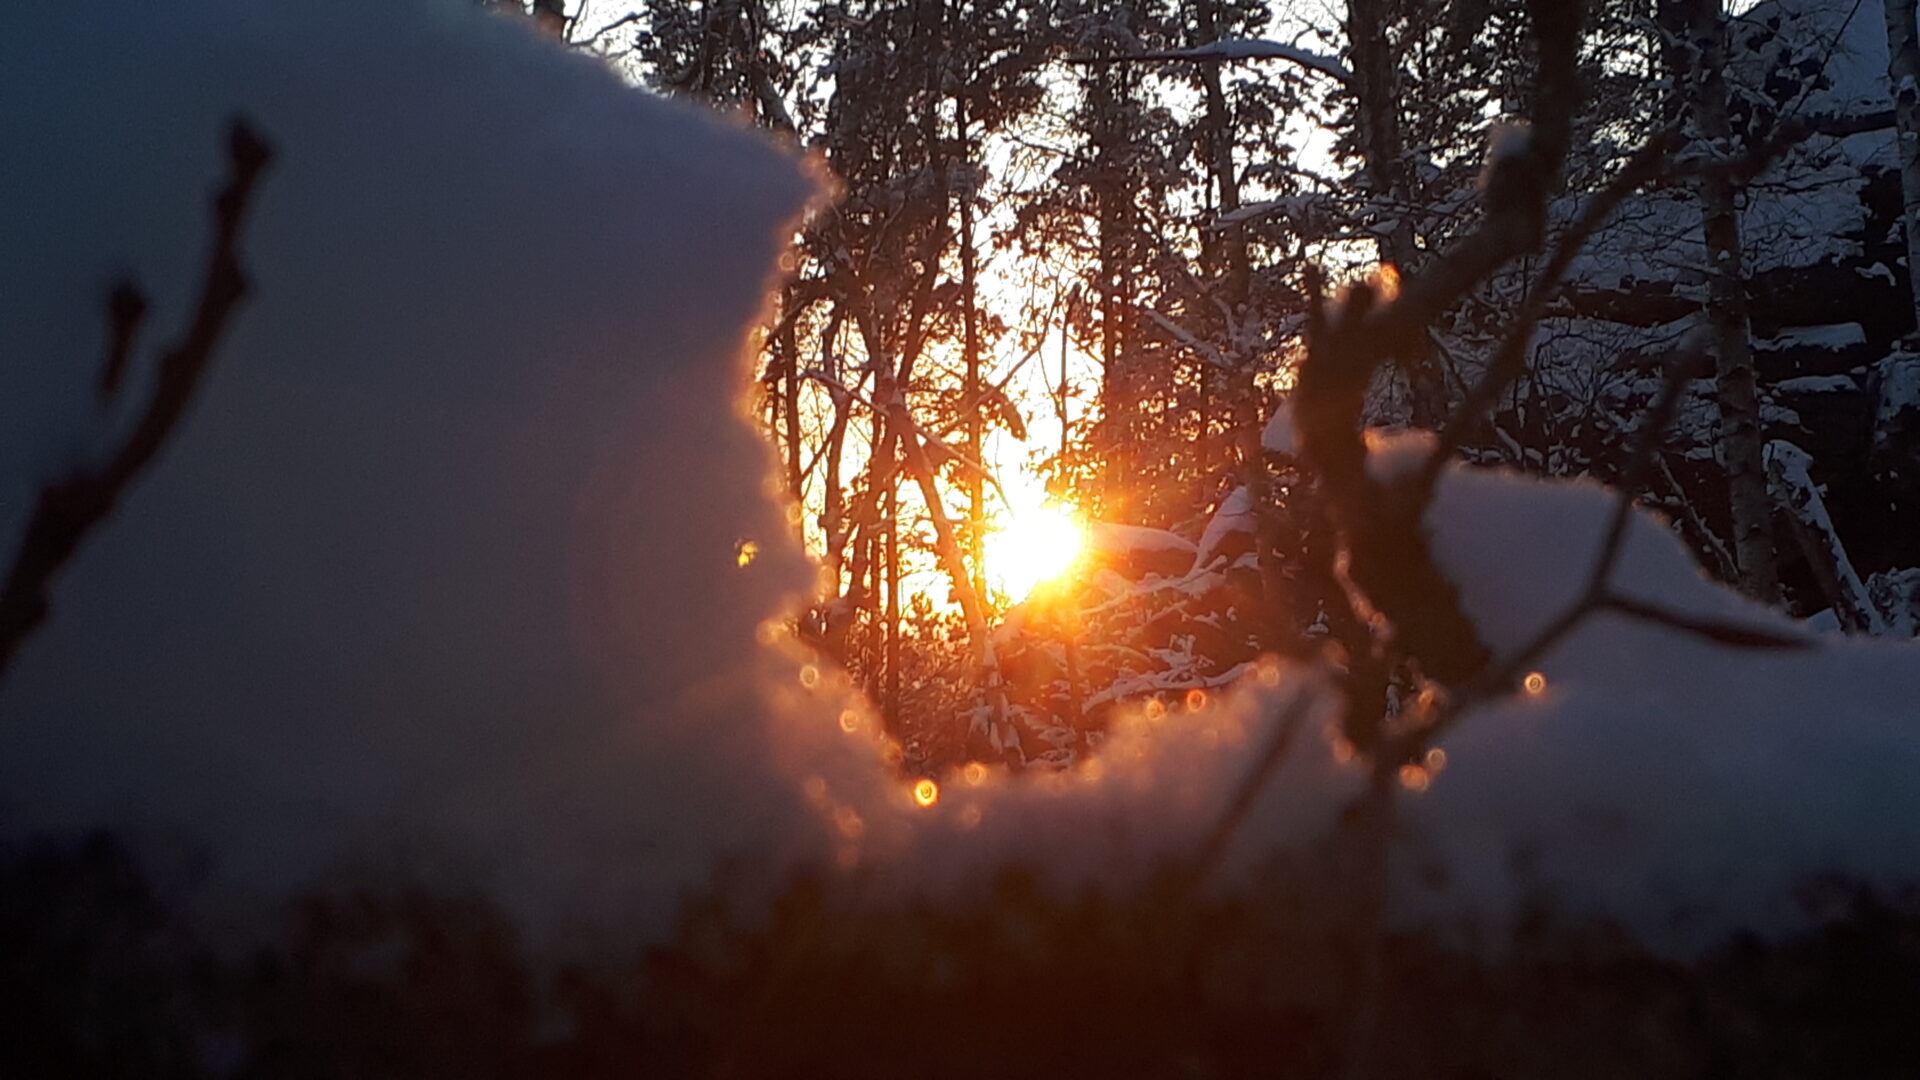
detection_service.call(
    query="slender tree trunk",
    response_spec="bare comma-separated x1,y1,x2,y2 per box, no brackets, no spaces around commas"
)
1886,0,1920,335
1344,0,1445,427
958,93,988,605
1194,0,1247,479
1684,0,1779,601
1090,60,1135,510
883,476,901,731
1194,0,1247,311
778,303,804,506
1059,298,1073,460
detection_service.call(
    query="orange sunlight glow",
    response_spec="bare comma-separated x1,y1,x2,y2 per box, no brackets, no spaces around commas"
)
984,502,1087,602
1375,262,1402,301
913,778,940,807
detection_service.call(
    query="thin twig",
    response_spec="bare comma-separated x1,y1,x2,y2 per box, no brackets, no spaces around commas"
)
1595,593,1810,649
1188,686,1314,882
1415,348,1808,752
1416,126,1682,498
96,281,149,403
0,120,272,687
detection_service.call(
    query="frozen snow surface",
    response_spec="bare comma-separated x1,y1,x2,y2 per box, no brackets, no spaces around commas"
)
0,0,822,928
1411,451,1920,944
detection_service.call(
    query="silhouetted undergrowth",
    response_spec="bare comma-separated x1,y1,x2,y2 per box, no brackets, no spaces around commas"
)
4,831,1918,1079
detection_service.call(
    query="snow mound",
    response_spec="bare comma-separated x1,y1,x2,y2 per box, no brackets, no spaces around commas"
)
0,0,821,928
1407,455,1920,942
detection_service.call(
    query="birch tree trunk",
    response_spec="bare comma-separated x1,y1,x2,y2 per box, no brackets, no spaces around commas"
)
1885,0,1920,334
1682,0,1780,601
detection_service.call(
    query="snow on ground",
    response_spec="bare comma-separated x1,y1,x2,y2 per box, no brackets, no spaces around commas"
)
1759,323,1868,353
1738,0,1891,120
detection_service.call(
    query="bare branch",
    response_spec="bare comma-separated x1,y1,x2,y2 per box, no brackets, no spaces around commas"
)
0,120,273,687
1188,686,1314,882
1066,40,1353,85
1596,593,1810,650
96,281,149,403
1416,126,1684,497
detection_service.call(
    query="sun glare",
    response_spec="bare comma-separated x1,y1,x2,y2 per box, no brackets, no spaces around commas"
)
985,502,1087,602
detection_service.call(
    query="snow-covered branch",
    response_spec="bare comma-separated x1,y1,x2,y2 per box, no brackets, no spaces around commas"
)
1068,39,1353,84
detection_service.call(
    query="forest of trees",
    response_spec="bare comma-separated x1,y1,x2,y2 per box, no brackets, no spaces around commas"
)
549,0,1920,774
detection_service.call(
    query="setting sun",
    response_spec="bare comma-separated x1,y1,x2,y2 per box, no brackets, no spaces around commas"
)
985,503,1087,602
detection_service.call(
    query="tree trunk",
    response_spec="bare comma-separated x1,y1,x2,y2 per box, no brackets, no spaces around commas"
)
1886,0,1920,336
1683,0,1780,601
883,475,901,732
958,93,988,606
1090,60,1135,510
1344,0,1446,427
777,302,804,507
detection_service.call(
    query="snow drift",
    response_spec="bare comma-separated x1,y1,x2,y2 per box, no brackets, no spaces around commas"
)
0,0,827,925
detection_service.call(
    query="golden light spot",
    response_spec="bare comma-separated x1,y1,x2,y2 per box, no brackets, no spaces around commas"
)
838,709,860,734
799,664,820,689
1376,262,1402,302
1185,688,1209,712
959,804,983,829
1398,763,1431,792
735,539,759,567
985,502,1087,601
962,762,988,786
1145,698,1167,722
913,779,940,808
1522,670,1548,696
1424,747,1448,773
834,805,864,839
